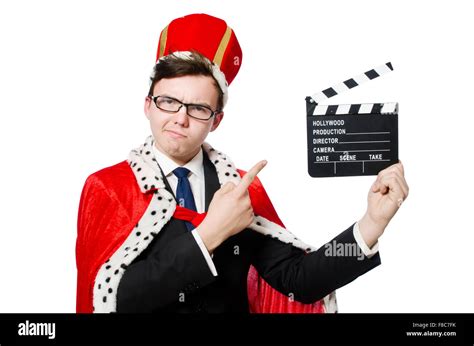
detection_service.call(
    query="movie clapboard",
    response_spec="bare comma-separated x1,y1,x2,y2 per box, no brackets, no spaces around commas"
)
306,62,398,178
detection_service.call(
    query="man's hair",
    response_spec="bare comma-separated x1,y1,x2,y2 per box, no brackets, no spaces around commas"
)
148,51,224,111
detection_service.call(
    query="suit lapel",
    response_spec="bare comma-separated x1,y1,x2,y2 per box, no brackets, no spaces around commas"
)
203,151,220,211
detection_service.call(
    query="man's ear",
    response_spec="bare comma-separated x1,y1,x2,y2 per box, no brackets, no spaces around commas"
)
144,96,152,120
210,112,224,132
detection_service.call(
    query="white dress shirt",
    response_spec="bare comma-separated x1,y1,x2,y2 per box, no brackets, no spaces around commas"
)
152,145,218,276
151,144,378,279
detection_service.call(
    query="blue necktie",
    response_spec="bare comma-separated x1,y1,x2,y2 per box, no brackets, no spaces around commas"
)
173,167,197,231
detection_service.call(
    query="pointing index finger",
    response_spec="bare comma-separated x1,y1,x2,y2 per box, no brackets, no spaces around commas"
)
235,160,267,195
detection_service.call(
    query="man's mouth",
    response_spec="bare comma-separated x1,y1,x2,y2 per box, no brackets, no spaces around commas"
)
165,129,187,139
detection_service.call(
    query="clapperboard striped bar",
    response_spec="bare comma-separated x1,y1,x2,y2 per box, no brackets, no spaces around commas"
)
308,62,393,105
306,63,399,178
311,102,398,116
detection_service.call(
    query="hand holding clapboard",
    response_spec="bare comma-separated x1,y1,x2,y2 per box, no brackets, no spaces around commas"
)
306,63,398,178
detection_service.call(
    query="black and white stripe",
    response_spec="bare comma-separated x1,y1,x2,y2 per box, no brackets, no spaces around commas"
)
312,102,398,116
309,62,393,105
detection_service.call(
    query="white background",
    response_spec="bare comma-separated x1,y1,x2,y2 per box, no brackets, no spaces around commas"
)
0,0,472,312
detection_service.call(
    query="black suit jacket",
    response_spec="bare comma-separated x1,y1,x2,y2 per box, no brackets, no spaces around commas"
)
116,153,381,312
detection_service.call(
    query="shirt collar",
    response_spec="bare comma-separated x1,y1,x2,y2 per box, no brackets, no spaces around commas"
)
151,143,204,180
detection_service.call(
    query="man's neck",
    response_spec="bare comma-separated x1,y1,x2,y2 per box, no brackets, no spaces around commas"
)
153,145,200,166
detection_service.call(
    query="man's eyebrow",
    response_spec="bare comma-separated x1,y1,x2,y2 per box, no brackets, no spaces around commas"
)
158,94,213,109
189,101,213,109
158,93,178,100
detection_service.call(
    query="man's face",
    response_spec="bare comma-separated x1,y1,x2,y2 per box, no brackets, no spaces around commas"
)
145,75,223,165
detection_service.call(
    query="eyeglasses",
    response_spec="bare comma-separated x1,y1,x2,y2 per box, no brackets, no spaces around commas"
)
149,95,218,120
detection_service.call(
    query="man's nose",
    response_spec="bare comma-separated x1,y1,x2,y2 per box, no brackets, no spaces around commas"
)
174,105,189,126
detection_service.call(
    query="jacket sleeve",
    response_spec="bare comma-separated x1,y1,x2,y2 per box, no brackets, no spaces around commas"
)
252,224,380,304
116,226,217,312
246,175,381,304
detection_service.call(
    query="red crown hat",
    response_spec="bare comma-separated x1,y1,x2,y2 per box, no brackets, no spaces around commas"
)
154,14,242,106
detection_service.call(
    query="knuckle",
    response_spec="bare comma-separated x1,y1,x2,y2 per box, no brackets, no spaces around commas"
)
388,174,398,181
385,172,398,182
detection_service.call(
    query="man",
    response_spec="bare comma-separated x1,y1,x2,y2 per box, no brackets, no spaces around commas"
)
76,13,409,313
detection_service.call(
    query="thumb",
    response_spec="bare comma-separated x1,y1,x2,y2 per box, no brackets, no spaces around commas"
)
371,181,380,193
